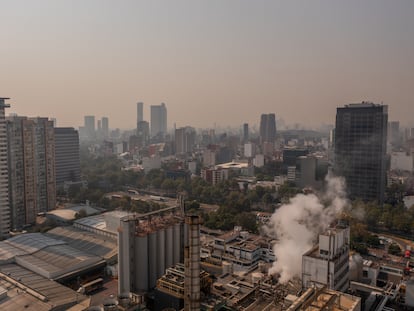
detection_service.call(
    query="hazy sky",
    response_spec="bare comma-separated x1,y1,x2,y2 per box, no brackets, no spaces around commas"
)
1,1,413,130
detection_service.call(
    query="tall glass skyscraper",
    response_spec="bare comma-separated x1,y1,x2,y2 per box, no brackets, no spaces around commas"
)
259,113,276,143
334,102,388,205
150,103,167,138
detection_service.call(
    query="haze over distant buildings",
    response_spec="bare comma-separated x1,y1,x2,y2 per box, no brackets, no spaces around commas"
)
1,1,414,129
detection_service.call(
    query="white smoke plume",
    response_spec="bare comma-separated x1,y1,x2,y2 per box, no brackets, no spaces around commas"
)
266,174,348,283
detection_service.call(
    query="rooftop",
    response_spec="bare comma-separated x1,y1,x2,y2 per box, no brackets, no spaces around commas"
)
0,264,87,310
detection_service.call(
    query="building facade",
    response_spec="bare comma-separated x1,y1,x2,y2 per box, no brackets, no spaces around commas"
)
137,102,143,123
7,116,56,229
334,102,388,204
302,226,350,292
0,98,10,238
54,127,81,187
259,113,276,144
175,126,195,155
84,115,95,140
150,103,167,139
101,117,109,139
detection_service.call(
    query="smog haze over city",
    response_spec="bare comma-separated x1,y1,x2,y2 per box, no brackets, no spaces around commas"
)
1,0,414,129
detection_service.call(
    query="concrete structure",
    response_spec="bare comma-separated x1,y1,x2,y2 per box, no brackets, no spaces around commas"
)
137,101,144,123
84,115,95,140
302,225,350,292
242,123,249,143
7,116,56,230
150,103,167,138
209,228,275,270
388,120,400,147
286,286,361,311
54,127,80,187
137,120,149,147
390,151,413,172
244,143,255,158
259,113,276,144
155,263,211,311
101,116,109,139
0,98,10,239
295,155,318,189
184,215,201,311
202,149,216,167
45,204,99,225
201,167,228,185
253,154,265,167
142,155,162,171
334,102,388,204
118,206,184,296
175,126,196,155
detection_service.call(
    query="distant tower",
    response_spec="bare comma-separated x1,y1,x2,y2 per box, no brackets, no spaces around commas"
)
0,97,11,238
137,102,144,123
259,113,276,144
334,102,388,204
54,127,81,188
101,117,109,139
150,103,167,138
243,123,249,143
175,127,196,155
84,115,95,140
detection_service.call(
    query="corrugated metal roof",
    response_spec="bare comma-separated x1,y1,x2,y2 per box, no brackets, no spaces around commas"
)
16,244,103,280
45,226,116,260
5,233,65,254
0,264,86,308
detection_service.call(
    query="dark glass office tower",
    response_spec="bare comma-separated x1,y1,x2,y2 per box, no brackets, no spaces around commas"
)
334,102,388,205
259,113,276,144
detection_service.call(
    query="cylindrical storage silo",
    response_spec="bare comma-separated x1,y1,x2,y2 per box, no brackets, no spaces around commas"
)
157,228,166,276
173,223,181,264
135,235,149,292
165,226,174,268
148,231,158,289
118,220,132,296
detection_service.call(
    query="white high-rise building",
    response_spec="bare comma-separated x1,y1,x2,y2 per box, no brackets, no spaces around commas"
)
0,98,10,238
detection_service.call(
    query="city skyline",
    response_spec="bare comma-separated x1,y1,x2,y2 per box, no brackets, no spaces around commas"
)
1,1,414,129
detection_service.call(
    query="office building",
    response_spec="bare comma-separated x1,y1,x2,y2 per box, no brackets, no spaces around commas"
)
7,116,56,229
388,121,400,147
54,127,81,187
0,98,10,238
259,113,276,144
302,225,350,292
334,102,387,204
243,123,249,143
84,115,95,140
101,117,109,139
137,102,143,123
137,120,150,147
150,103,167,138
175,126,195,155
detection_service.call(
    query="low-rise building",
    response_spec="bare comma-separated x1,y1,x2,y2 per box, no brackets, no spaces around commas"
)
302,225,350,292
